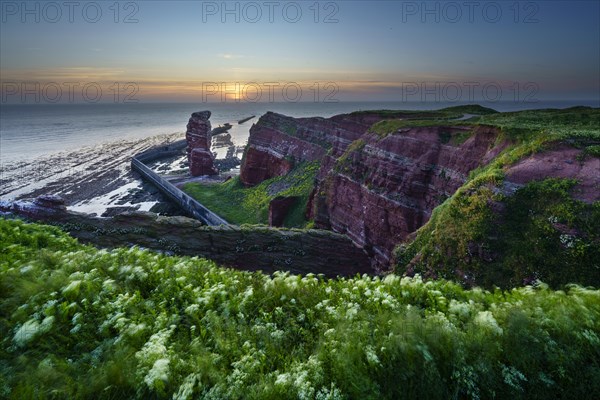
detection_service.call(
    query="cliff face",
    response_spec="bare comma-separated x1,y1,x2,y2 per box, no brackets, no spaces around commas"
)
186,111,218,176
240,108,600,280
241,111,507,268
239,111,437,186
240,112,357,185
311,125,507,267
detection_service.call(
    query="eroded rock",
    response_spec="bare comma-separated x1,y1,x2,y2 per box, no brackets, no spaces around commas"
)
186,110,218,176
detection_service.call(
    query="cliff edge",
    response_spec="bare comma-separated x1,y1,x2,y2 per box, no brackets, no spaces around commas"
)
239,106,600,287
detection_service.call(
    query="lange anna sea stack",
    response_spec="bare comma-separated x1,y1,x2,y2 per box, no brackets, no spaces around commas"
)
186,110,218,176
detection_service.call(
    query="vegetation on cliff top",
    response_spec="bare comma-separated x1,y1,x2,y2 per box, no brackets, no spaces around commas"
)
350,104,497,119
439,104,498,115
476,106,600,142
368,105,599,144
366,104,497,138
2,218,600,399
182,162,319,228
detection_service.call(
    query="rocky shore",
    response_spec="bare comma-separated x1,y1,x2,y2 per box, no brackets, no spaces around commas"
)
0,133,187,217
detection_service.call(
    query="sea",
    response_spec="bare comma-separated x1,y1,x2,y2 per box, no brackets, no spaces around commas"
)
1,100,598,164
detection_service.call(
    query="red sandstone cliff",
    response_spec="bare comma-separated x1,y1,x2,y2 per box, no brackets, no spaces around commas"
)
240,111,599,270
310,125,511,268
239,111,436,186
186,111,218,176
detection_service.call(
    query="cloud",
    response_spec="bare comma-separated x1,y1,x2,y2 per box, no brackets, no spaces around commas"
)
0,67,128,82
218,53,244,60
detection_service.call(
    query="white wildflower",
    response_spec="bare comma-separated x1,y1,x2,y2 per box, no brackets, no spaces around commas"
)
173,373,199,400
19,264,34,274
474,311,503,335
383,274,400,286
271,329,285,341
136,325,175,365
365,345,381,366
185,304,200,315
448,300,472,319
275,373,291,386
39,316,54,333
102,279,116,292
13,319,41,347
315,383,344,400
144,358,170,389
559,234,576,248
62,280,82,297
124,323,146,337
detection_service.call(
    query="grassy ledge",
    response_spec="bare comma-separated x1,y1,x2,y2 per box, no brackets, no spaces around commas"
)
182,162,319,228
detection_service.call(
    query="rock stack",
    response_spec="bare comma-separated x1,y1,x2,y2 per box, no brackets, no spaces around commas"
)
186,110,218,176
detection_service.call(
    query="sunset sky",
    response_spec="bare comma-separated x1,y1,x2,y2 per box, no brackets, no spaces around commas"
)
1,0,599,103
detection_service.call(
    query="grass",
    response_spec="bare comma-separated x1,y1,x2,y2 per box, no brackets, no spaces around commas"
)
349,104,497,118
367,105,600,144
182,162,319,228
1,218,599,399
335,139,366,174
363,105,498,139
438,104,498,115
475,106,600,142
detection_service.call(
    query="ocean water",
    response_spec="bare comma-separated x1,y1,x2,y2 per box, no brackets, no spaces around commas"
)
1,100,597,163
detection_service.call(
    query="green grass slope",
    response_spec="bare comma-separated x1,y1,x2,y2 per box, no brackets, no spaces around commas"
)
1,218,600,399
182,162,319,228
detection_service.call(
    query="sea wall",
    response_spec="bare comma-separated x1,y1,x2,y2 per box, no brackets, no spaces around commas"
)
131,140,228,226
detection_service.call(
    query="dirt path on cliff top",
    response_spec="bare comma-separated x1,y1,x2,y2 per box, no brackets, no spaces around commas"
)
0,133,184,215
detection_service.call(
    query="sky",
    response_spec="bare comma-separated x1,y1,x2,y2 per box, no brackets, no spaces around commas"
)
1,0,599,103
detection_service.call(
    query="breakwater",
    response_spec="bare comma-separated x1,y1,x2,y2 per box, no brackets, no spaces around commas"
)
131,140,228,226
